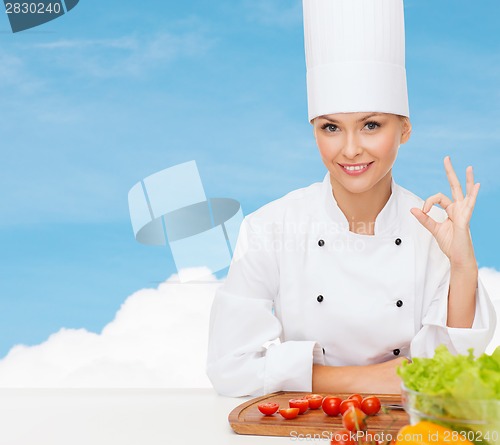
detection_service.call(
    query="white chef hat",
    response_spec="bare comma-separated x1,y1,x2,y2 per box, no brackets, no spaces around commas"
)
303,0,409,121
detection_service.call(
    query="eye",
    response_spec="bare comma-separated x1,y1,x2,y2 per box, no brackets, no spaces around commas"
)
364,121,381,130
321,123,338,132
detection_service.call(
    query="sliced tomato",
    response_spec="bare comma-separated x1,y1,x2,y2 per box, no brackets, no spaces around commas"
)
257,402,279,415
305,394,324,410
322,396,342,416
339,398,360,415
279,407,300,419
342,407,367,432
289,398,309,414
360,396,381,415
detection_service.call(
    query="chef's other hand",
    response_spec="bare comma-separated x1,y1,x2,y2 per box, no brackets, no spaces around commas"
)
368,357,408,394
312,357,408,394
410,156,479,266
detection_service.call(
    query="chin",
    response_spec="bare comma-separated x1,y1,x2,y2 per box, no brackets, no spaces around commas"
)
340,183,375,195
330,174,376,195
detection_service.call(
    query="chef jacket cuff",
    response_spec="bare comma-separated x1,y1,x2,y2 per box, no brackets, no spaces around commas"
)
447,278,497,355
411,277,496,358
263,341,325,394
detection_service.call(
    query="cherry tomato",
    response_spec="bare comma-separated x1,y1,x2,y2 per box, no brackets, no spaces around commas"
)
330,429,356,445
342,407,367,432
360,396,381,416
348,394,363,404
257,402,279,415
305,394,324,410
279,407,300,419
322,396,343,416
339,398,360,415
289,399,309,414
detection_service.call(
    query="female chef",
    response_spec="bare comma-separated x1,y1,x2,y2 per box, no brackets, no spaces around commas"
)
206,0,496,397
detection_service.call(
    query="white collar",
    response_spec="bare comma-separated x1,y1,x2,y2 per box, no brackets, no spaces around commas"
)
321,171,400,236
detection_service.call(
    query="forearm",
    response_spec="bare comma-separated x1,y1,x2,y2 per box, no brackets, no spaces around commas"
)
447,259,478,328
312,358,405,394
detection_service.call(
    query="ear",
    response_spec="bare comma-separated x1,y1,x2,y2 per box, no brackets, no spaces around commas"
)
400,118,412,145
312,118,317,139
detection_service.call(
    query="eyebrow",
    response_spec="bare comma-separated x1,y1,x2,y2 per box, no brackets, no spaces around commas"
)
319,113,383,124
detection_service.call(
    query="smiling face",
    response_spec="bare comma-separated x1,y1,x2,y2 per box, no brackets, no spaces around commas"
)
313,112,411,195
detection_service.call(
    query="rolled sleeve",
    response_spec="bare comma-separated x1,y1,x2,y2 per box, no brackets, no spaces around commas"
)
207,290,325,397
447,278,497,355
264,341,325,394
411,247,496,358
206,215,324,397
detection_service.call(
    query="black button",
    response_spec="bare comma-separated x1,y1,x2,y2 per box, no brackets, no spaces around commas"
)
395,238,402,246
393,349,401,356
396,300,403,307
318,239,325,247
317,295,324,303
322,348,326,354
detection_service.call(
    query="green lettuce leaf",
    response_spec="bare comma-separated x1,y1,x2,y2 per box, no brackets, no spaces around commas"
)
398,345,500,445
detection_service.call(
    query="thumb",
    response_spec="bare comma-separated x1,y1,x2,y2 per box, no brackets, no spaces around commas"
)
410,207,438,236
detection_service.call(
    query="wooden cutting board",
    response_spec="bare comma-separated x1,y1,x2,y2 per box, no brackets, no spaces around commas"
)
229,392,409,438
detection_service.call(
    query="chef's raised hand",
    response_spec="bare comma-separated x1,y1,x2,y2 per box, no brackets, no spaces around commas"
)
410,156,480,265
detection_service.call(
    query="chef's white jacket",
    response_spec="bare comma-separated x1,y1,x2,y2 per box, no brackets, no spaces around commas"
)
206,172,496,397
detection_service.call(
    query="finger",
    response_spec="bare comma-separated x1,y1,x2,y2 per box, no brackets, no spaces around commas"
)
422,193,453,213
465,166,475,196
444,156,464,201
465,182,481,212
411,208,439,236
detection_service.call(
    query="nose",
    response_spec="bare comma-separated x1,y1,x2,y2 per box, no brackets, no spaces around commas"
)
342,132,363,159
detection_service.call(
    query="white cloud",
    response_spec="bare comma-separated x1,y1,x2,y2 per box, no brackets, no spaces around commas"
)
479,267,500,353
0,268,220,388
243,0,302,27
28,31,216,79
32,37,140,50
0,49,45,94
0,267,497,388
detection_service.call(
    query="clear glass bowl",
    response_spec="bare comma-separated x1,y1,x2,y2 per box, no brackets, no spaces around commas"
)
401,385,500,445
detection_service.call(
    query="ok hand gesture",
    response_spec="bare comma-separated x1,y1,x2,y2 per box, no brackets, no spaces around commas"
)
410,156,480,265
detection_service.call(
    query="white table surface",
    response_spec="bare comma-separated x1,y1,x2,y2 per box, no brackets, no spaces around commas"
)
0,388,305,445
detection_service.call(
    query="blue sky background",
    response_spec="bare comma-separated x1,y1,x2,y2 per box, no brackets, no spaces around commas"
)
0,0,498,357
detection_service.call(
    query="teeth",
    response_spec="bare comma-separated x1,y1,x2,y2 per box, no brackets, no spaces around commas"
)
343,164,368,171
